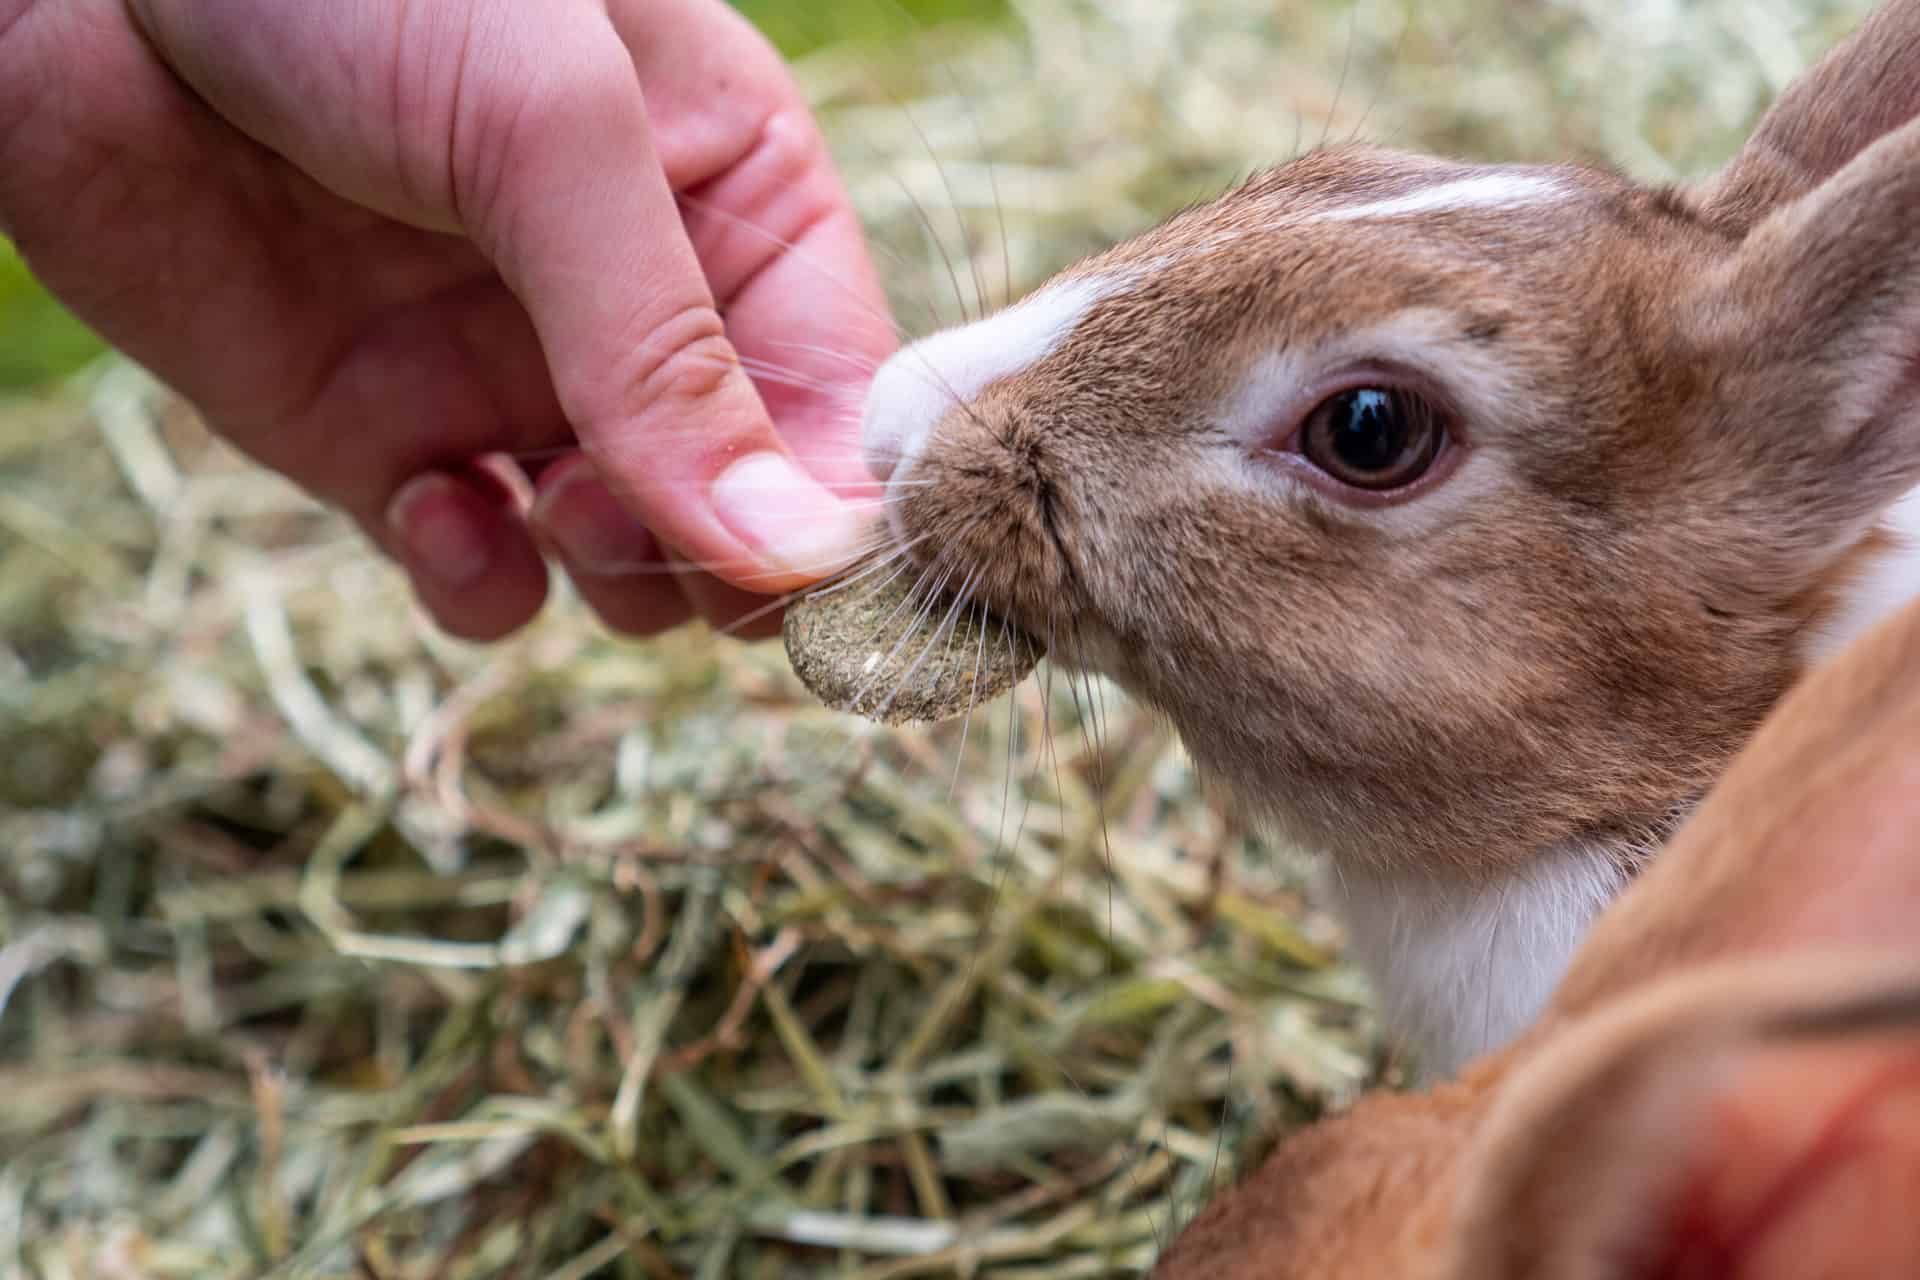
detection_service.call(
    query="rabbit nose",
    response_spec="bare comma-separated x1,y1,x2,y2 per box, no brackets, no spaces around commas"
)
863,433,901,485
863,273,1112,488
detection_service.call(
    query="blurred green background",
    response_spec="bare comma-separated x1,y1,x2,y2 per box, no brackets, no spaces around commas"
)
0,0,1007,394
0,240,106,392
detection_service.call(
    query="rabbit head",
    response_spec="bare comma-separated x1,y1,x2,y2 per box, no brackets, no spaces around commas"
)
860,0,1920,1069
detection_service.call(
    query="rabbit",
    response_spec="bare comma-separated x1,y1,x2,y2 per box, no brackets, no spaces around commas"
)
1151,589,1920,1279
855,0,1920,1077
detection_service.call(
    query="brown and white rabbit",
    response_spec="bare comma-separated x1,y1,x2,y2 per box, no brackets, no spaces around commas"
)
1152,590,1920,1279
858,0,1920,1075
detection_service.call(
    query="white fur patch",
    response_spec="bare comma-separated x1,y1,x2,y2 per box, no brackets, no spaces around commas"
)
861,274,1121,484
1318,840,1631,1080
1802,483,1920,667
1314,173,1567,223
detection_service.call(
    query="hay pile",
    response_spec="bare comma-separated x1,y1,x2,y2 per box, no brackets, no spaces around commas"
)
0,0,1872,1275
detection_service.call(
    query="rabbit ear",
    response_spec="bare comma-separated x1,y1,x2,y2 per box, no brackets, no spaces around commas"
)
1440,958,1920,1280
1679,112,1920,591
1692,0,1920,233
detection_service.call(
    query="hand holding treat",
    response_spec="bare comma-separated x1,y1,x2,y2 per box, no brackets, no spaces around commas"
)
0,0,894,641
782,557,1043,725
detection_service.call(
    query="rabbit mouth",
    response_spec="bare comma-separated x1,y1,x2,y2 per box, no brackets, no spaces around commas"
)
783,546,1048,726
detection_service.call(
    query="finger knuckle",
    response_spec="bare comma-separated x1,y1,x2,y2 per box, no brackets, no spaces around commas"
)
604,302,741,419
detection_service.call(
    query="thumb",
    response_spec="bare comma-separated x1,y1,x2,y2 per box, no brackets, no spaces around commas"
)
472,12,873,592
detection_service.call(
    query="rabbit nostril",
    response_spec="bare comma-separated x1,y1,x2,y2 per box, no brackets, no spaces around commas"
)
863,439,900,485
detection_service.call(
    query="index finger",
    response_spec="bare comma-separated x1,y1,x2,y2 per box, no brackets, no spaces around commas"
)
613,0,901,498
473,3,878,591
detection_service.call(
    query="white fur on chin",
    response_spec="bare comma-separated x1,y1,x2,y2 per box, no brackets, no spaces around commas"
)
1318,839,1636,1080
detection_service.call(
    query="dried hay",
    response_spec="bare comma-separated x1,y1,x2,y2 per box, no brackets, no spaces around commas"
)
0,0,1873,1275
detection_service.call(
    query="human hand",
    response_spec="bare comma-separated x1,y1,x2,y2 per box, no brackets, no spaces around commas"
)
0,0,896,639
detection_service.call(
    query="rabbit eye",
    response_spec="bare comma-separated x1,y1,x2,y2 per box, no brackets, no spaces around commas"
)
1299,387,1444,491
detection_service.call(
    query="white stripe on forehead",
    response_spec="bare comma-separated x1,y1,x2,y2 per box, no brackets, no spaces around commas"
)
862,273,1123,481
865,171,1566,481
1312,172,1567,223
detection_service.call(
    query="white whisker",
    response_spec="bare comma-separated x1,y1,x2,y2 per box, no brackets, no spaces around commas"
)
764,339,883,376
676,191,992,426
865,565,975,724
844,554,958,714
946,596,988,801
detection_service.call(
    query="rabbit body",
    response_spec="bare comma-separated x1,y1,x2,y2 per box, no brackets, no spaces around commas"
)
1148,588,1920,1278
861,0,1920,1075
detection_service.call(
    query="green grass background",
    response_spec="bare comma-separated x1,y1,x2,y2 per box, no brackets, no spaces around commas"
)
0,240,106,391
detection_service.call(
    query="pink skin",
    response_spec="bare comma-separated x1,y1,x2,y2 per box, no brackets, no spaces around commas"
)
0,0,896,641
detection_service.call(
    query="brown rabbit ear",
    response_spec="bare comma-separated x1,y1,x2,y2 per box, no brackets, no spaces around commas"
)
1679,112,1920,591
1691,0,1920,233
1439,957,1920,1280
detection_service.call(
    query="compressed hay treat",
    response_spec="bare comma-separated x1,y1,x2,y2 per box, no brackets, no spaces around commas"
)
783,562,1044,725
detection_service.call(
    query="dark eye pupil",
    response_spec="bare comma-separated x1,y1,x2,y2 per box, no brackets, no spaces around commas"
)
1294,384,1445,492
1330,388,1408,472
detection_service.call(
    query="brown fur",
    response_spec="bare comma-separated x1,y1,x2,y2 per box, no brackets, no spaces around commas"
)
1115,4,1920,1263
888,4,1920,895
1151,592,1920,1278
867,0,1920,1228
901,157,1747,873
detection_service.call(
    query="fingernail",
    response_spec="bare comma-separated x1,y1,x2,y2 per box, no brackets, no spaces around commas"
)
387,474,494,587
710,452,870,578
531,465,660,576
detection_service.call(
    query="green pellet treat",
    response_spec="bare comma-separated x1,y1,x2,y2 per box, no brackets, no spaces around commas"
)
783,562,1044,725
